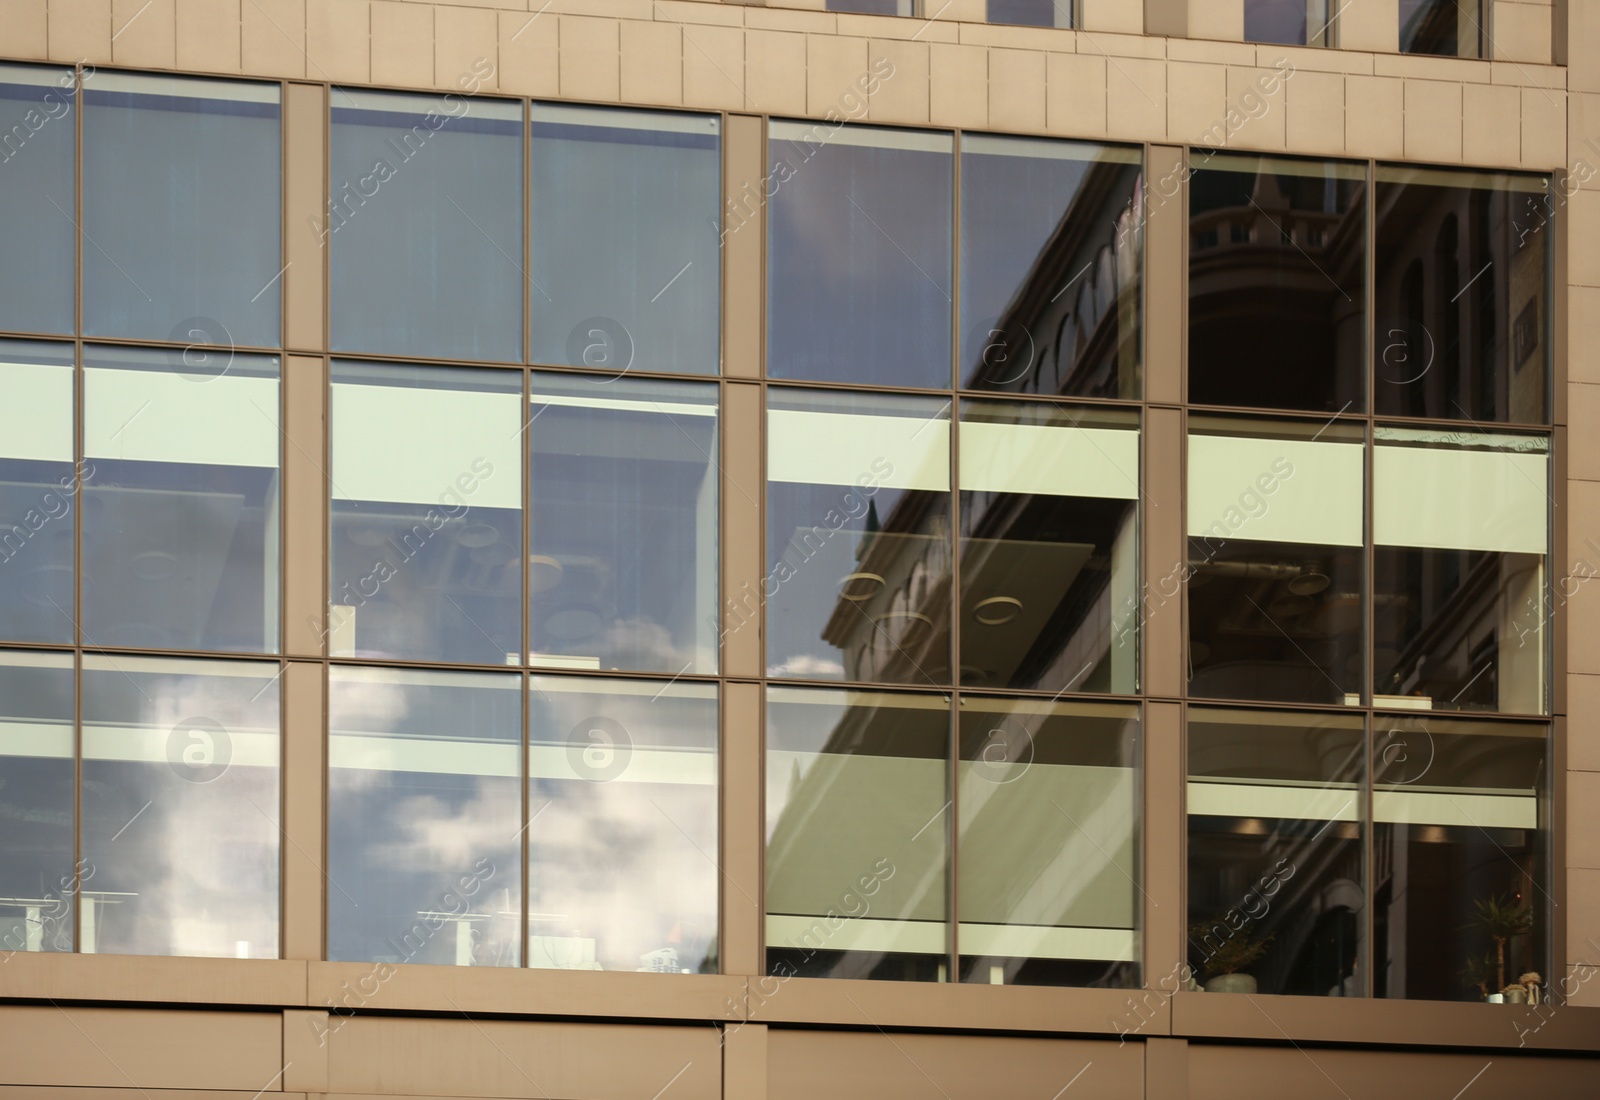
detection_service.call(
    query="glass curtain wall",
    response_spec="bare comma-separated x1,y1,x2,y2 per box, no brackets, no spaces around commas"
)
0,64,75,337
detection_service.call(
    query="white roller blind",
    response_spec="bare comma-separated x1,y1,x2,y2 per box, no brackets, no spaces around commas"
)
0,362,71,463
959,421,1137,499
1374,445,1548,555
769,410,949,492
85,368,279,468
1187,434,1362,546
332,383,521,509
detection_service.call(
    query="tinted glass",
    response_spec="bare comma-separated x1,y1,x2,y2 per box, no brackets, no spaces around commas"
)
80,656,280,957
0,341,77,644
766,687,948,981
1374,167,1550,424
1373,427,1548,714
1189,153,1366,413
1373,717,1547,1000
82,346,281,653
1188,708,1364,996
768,123,952,389
0,64,75,336
529,374,718,675
958,401,1139,692
0,652,75,955
1187,416,1364,705
330,90,523,362
988,0,1072,27
330,362,522,665
529,676,717,973
328,667,522,966
1244,0,1330,45
83,74,281,347
827,0,912,12
1400,0,1481,57
530,106,720,374
957,698,1138,987
766,390,952,686
960,135,1141,399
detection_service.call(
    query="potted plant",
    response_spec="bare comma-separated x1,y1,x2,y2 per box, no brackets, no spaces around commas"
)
1189,917,1273,994
1467,892,1533,997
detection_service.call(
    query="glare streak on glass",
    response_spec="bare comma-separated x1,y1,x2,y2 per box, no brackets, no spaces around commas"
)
83,73,281,346
0,651,75,954
327,666,522,967
82,346,282,654
0,340,76,645
329,89,523,362
0,64,75,336
528,676,717,974
329,361,523,666
79,655,280,958
765,687,949,982
529,105,720,375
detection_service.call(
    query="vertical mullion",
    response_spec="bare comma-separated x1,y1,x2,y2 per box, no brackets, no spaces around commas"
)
71,58,85,954
1363,158,1378,998
947,131,961,983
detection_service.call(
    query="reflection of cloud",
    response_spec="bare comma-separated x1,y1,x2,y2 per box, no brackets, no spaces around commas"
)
368,783,518,871
599,617,688,672
768,655,845,677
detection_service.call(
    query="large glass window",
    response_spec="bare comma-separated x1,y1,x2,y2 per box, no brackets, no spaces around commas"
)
958,401,1138,692
1399,0,1482,57
0,64,75,336
1187,708,1364,997
83,73,281,347
0,651,75,955
330,362,522,665
767,123,952,390
329,90,523,363
83,346,281,653
1187,416,1364,705
1373,428,1548,714
1373,716,1548,1000
766,688,949,981
528,374,718,675
1188,154,1365,413
529,676,717,973
960,135,1142,399
766,390,952,685
958,697,1138,987
0,341,76,645
1375,167,1550,424
80,655,280,958
987,0,1074,28
328,666,522,967
530,106,720,375
1244,0,1331,45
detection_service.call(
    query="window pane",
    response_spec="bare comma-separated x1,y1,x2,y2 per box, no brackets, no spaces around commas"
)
0,64,75,336
330,90,523,362
960,135,1141,398
1189,153,1366,413
987,0,1073,27
529,676,717,974
529,374,718,675
330,362,522,665
1374,167,1550,423
328,666,522,966
1373,427,1548,714
1187,416,1364,705
80,655,280,958
1187,708,1364,996
1400,0,1481,57
530,105,720,374
767,123,952,389
957,697,1138,987
0,341,76,644
0,651,75,954
1373,717,1547,1000
83,74,280,347
766,687,948,981
767,390,952,685
958,401,1138,692
827,0,912,13
83,346,281,653
1244,0,1331,45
